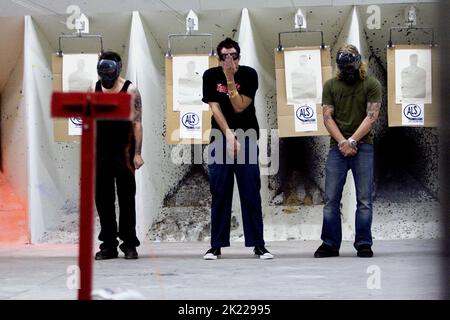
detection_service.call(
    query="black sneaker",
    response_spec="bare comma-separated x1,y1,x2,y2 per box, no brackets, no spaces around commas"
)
203,247,221,260
254,246,274,260
314,243,339,258
357,244,373,258
95,248,119,260
119,243,138,259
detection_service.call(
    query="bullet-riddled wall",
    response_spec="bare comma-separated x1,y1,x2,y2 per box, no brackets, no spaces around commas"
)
1,16,26,202
0,1,442,244
0,16,29,243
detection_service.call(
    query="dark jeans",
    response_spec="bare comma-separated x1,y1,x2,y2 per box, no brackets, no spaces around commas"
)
208,138,265,248
95,156,140,250
321,144,374,251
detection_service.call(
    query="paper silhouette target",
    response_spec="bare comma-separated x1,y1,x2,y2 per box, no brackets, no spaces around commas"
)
395,48,432,104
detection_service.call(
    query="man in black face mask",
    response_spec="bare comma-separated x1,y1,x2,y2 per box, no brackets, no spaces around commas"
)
94,51,144,260
314,44,382,259
336,49,361,84
97,58,122,89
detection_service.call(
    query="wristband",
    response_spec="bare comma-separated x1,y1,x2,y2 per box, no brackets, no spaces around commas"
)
228,89,239,98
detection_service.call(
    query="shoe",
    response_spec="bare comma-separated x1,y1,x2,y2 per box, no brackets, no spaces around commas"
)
203,247,221,260
95,248,119,260
357,244,373,258
314,243,339,258
92,287,145,300
254,246,274,260
119,244,138,259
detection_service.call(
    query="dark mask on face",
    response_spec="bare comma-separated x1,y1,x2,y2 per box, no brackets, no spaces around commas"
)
97,59,121,89
338,65,360,84
336,51,361,84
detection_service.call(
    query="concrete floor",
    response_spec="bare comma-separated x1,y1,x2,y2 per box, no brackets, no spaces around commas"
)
0,240,446,300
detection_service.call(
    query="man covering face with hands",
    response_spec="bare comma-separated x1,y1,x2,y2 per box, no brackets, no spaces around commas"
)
201,38,274,260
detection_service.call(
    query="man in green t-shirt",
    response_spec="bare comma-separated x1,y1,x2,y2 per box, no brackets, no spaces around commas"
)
314,44,382,258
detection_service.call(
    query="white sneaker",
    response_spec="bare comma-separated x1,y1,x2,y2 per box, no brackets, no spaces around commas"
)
91,288,145,300
254,246,274,260
203,247,221,260
259,252,274,260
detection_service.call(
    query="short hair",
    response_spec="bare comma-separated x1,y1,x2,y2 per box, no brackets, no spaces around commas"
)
99,51,122,63
216,38,240,56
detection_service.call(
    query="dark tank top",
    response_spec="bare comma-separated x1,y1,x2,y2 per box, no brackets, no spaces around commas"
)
95,80,135,159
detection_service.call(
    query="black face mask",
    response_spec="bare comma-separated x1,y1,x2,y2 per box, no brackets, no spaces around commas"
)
338,65,360,84
336,51,361,84
97,59,121,89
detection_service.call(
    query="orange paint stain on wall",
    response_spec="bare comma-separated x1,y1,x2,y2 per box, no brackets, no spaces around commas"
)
0,172,29,244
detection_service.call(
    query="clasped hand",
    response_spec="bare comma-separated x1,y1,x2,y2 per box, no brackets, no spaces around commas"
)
338,141,357,157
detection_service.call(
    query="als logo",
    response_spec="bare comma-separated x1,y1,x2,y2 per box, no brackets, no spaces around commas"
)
296,105,314,122
182,112,200,129
403,104,423,120
70,117,83,126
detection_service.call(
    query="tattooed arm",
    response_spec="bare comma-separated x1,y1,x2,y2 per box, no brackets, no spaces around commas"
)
323,105,346,145
129,85,144,170
323,104,356,157
348,102,381,143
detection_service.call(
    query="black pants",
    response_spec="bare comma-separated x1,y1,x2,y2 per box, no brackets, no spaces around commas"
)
95,155,140,249
208,138,265,248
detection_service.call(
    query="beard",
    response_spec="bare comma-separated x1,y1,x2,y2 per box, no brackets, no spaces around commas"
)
340,69,360,84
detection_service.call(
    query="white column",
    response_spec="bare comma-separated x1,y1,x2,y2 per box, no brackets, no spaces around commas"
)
126,11,167,241
24,16,81,242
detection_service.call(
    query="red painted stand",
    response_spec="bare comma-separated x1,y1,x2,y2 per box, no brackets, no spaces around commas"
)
51,92,132,300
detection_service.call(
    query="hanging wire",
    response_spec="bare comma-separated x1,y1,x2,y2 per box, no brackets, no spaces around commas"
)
290,0,298,11
11,0,66,18
25,0,66,16
158,0,185,25
11,0,72,26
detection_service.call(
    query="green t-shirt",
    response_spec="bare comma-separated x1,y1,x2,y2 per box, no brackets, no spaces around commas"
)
322,75,382,146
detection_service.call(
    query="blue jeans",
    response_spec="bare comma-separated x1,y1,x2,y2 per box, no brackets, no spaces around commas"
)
321,143,374,251
208,138,265,248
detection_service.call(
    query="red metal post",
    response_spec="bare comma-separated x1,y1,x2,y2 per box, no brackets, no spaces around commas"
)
78,109,95,300
51,92,131,300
